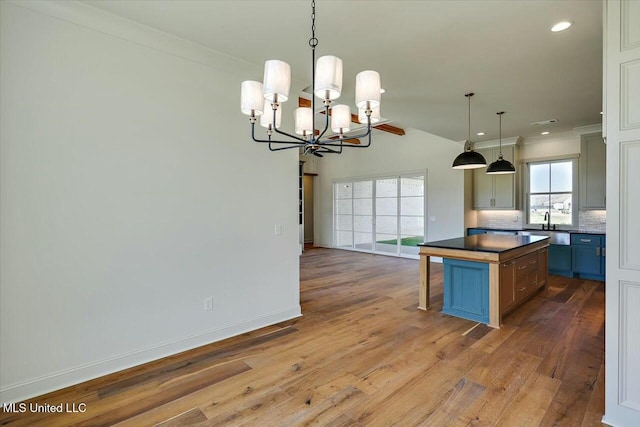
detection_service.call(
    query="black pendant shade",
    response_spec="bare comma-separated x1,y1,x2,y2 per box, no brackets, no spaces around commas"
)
486,156,516,174
452,92,486,170
452,149,487,169
486,111,515,175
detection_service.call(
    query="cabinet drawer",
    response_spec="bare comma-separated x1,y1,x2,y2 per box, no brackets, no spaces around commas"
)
571,234,602,246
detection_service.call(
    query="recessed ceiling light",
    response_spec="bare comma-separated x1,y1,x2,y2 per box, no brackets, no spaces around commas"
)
477,132,485,136
541,131,550,135
551,21,573,32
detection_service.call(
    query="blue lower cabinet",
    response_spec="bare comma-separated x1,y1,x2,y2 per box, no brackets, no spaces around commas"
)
467,229,487,236
571,234,605,280
443,259,489,323
549,245,572,277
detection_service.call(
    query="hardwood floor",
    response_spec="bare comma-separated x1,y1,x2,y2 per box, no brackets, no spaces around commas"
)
0,247,605,426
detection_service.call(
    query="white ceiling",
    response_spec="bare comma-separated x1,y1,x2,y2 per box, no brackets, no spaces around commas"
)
82,0,603,143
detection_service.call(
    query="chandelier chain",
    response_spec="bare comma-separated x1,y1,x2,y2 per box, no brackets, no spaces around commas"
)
309,0,318,48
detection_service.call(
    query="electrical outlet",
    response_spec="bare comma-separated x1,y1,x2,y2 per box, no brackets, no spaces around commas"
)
274,224,282,236
204,297,213,311
513,215,519,222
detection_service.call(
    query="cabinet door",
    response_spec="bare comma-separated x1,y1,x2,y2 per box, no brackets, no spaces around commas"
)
601,237,606,277
493,146,516,209
537,247,548,288
473,147,516,209
579,133,606,210
549,244,572,273
473,148,493,209
572,245,602,275
500,260,516,312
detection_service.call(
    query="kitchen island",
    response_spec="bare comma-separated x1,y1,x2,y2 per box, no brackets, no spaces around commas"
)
418,234,549,328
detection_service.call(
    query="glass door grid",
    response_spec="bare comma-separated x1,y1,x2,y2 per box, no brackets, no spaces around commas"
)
334,173,426,258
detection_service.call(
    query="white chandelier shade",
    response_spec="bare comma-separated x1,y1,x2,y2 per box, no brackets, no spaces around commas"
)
263,60,291,103
295,107,314,136
331,104,351,133
355,70,381,109
314,55,343,100
240,80,264,116
260,103,282,129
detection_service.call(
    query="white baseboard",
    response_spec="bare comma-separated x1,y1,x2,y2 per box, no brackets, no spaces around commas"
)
0,306,301,404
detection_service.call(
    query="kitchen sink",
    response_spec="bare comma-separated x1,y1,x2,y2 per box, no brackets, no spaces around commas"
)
518,230,570,245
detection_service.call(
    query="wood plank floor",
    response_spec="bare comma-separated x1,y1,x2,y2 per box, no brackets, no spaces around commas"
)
0,247,605,426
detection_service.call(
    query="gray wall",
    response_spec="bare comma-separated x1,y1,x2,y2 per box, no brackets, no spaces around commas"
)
0,1,300,402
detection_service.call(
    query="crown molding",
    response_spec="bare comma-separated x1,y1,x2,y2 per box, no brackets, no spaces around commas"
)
473,136,522,150
521,130,578,145
572,123,603,135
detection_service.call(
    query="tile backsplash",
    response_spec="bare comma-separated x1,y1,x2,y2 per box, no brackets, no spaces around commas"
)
476,210,523,230
476,209,606,233
577,210,606,233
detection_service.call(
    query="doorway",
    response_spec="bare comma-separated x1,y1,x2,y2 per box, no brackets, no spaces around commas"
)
303,174,315,245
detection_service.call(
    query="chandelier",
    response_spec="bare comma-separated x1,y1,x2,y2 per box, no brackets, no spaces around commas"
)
240,0,382,157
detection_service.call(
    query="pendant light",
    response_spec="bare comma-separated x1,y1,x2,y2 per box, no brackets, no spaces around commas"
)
452,93,487,169
486,111,516,174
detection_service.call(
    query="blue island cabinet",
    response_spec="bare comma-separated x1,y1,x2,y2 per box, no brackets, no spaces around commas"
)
442,259,489,323
419,234,549,328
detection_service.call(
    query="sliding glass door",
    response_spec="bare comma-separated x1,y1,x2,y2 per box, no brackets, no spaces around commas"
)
333,172,426,258
400,175,425,256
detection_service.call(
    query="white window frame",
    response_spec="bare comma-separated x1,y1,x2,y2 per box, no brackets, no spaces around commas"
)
523,157,579,229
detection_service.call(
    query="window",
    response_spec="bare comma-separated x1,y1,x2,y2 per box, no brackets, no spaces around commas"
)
526,159,577,226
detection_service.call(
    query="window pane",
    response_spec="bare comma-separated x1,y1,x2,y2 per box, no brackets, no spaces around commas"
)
353,181,372,198
400,216,424,237
354,232,373,250
550,193,572,224
336,230,353,247
529,195,550,224
335,214,352,231
335,182,352,199
400,196,424,216
551,161,572,192
530,164,549,193
376,178,398,197
336,199,352,215
354,215,372,233
376,198,397,215
376,216,397,234
401,177,424,197
354,198,372,215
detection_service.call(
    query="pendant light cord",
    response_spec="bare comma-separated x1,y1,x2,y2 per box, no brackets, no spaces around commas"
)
497,111,505,157
468,95,471,144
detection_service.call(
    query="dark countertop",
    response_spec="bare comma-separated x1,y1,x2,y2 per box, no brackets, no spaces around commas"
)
468,227,606,236
419,234,549,253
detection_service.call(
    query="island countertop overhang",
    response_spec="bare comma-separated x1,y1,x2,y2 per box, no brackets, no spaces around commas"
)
418,234,549,264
